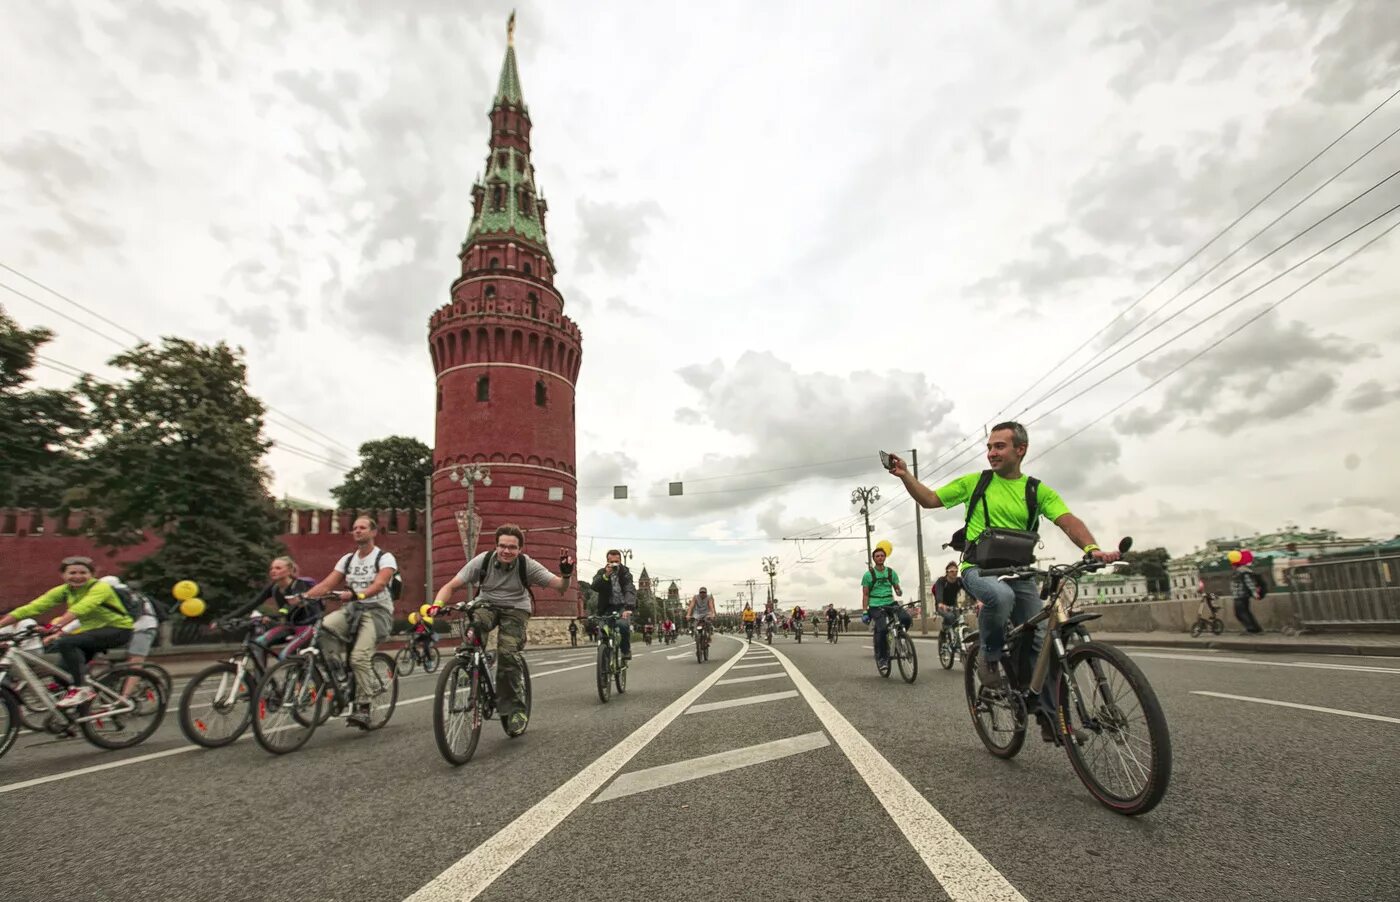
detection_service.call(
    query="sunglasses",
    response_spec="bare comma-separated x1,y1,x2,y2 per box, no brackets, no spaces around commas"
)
61,556,95,570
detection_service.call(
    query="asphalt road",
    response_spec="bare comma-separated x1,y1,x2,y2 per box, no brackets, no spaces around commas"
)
2,630,1396,902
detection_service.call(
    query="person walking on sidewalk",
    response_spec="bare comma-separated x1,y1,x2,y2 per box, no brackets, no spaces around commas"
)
568,618,579,647
1230,550,1266,634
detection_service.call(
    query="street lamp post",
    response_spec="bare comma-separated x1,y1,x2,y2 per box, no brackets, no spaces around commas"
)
851,485,880,568
448,463,492,600
762,556,779,607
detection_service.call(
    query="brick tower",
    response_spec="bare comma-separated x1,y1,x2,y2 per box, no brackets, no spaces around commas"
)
427,15,582,618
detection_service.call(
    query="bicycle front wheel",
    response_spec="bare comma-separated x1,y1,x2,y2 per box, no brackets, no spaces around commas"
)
0,687,19,759
395,646,416,677
615,651,627,695
360,652,399,730
179,662,254,748
963,646,1026,759
434,657,482,765
596,642,613,703
1058,641,1172,816
938,635,955,669
252,657,323,755
896,634,918,683
424,645,442,673
15,677,52,732
83,665,166,750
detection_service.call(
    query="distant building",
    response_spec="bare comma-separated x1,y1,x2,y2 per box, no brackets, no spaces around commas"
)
1080,571,1150,604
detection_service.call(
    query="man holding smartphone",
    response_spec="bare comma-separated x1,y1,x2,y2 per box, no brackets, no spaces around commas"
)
590,550,637,660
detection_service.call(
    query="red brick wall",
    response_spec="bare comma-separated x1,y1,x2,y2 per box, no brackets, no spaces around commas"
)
0,508,427,618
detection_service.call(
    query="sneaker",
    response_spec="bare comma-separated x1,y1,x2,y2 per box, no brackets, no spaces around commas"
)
346,703,371,729
1034,710,1056,743
55,686,97,708
505,711,528,737
976,657,1007,690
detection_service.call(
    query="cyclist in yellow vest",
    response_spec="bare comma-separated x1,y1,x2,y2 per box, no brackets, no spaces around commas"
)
741,603,756,642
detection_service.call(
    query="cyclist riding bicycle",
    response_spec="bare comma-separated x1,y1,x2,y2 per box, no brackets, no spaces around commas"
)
932,561,963,645
823,603,839,639
411,613,436,660
686,588,716,639
885,422,1119,693
741,603,756,640
860,545,906,671
226,555,320,662
0,555,133,707
590,550,637,660
428,524,574,735
302,516,399,729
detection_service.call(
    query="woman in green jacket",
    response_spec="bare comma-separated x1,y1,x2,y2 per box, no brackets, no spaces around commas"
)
0,555,133,707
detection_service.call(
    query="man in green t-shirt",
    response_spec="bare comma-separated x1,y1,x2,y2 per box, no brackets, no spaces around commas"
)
860,546,906,671
885,421,1119,692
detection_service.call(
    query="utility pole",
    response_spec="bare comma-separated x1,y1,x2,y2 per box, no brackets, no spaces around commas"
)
424,474,433,604
851,485,880,570
762,556,779,607
448,462,492,601
912,449,928,634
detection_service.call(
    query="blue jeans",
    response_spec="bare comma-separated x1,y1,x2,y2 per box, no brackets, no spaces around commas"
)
960,567,1043,667
869,605,911,663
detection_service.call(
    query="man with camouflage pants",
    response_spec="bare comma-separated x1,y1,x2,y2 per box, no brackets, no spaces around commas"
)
429,523,575,735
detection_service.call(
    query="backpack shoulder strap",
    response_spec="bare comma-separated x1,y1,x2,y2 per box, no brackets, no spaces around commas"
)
475,550,496,586
341,552,356,572
964,470,996,530
1025,477,1041,532
516,555,529,590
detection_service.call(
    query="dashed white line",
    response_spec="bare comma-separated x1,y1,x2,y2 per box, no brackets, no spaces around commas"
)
592,731,829,803
1192,691,1400,724
403,636,748,902
729,661,784,670
686,690,799,714
716,672,789,686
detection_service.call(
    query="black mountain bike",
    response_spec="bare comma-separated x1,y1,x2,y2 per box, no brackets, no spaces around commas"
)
432,600,534,766
938,608,970,670
964,538,1172,816
251,602,399,755
693,621,712,663
793,620,803,643
592,613,628,702
765,621,775,644
396,633,441,676
826,618,839,644
873,603,919,683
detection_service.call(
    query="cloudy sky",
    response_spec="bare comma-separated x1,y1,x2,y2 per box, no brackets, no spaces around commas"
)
4,0,1398,608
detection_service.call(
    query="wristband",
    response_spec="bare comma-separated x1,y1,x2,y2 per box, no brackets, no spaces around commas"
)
1083,544,1100,554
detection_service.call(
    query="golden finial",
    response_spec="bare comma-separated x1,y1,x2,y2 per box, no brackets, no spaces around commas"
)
507,10,516,46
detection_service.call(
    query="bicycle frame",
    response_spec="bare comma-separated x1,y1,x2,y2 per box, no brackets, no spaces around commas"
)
0,642,140,725
452,606,498,711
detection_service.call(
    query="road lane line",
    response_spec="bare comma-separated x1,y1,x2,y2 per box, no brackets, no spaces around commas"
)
403,636,748,902
729,661,783,670
666,652,692,660
716,673,789,686
1130,651,1400,674
592,731,828,803
686,690,798,714
766,645,1026,902
0,662,596,795
1192,691,1400,724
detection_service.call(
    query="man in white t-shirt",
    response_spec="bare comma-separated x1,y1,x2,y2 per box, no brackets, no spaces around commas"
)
305,515,398,728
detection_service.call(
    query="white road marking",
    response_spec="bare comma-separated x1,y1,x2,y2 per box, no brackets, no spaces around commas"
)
1192,691,1400,725
766,645,1026,902
686,690,799,714
0,661,595,796
592,731,829,803
729,661,783,670
716,672,789,686
1130,651,1400,675
403,636,748,902
666,652,692,660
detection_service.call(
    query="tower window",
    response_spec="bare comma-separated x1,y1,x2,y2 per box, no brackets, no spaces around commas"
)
484,284,496,298
520,193,533,216
477,376,490,402
535,381,547,407
492,186,504,211
523,261,533,276
528,292,538,317
489,257,499,269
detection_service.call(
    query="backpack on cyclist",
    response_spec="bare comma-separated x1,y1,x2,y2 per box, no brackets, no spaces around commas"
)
137,590,170,624
340,549,404,601
472,550,535,603
947,469,1042,569
105,585,144,620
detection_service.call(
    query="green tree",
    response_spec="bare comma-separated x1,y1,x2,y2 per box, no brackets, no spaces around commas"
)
331,435,432,509
76,339,283,612
0,306,89,507
1121,547,1172,594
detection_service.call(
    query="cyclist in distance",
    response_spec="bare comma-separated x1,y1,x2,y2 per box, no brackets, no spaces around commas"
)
824,603,840,639
885,421,1119,691
860,545,906,671
686,588,716,640
590,550,637,659
303,516,399,728
933,561,963,647
741,602,757,641
428,524,574,735
0,555,133,707
226,555,319,661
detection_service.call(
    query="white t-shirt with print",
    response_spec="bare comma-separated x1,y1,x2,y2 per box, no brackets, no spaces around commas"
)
336,546,398,613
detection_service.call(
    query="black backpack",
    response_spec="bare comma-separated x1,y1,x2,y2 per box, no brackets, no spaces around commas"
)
341,549,404,601
474,550,533,599
947,469,1041,555
105,585,144,620
135,590,169,623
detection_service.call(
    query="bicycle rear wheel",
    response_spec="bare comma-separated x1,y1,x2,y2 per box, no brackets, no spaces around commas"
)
963,646,1026,759
596,642,613,703
82,666,166,750
360,652,399,730
252,657,323,755
179,662,254,748
1058,641,1172,816
395,647,416,676
896,634,918,683
434,657,482,765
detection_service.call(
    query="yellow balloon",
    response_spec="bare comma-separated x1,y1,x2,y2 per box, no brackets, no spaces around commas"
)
419,604,433,618
875,540,893,557
1227,550,1243,565
179,597,206,618
408,611,420,625
172,580,199,601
